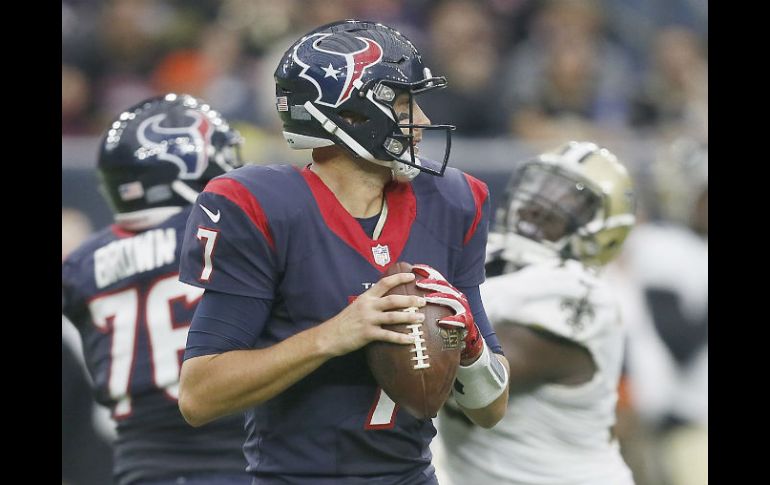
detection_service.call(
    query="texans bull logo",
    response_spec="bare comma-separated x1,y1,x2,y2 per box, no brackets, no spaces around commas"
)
135,110,212,179
293,33,383,107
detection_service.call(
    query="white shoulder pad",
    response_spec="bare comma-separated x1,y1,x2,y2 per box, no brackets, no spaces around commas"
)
481,260,619,344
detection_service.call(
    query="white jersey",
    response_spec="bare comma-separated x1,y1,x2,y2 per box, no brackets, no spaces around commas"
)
605,223,708,426
437,259,634,485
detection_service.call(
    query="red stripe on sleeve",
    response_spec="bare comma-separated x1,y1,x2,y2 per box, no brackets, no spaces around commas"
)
463,174,489,245
205,178,275,251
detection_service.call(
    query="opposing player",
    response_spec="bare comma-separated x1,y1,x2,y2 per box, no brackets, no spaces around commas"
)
177,20,510,484
438,141,637,484
607,138,708,485
62,94,251,485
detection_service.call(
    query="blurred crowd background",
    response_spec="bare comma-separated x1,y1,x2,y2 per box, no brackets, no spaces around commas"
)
62,1,707,484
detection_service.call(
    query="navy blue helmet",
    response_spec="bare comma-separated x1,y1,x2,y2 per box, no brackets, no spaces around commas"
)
274,20,455,181
97,93,243,216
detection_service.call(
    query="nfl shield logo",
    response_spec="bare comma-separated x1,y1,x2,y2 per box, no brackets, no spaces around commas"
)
372,244,391,267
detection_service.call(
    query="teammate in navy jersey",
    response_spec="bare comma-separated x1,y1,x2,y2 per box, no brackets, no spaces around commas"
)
177,20,510,484
62,94,252,485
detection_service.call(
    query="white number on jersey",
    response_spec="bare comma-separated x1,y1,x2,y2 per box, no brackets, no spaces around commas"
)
88,275,204,418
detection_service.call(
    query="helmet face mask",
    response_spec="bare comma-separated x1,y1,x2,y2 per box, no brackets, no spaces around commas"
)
98,93,243,217
209,128,244,174
494,142,636,268
275,20,455,181
367,78,453,176
508,164,603,246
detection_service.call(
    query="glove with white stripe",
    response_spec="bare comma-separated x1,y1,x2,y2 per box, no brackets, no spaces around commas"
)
411,264,483,365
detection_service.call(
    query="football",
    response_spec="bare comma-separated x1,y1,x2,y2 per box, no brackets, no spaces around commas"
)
365,261,463,419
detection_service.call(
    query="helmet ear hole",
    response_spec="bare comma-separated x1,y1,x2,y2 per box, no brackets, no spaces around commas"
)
338,110,369,127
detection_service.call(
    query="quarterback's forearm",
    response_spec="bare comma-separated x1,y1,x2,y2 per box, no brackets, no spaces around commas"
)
179,324,334,426
459,353,510,428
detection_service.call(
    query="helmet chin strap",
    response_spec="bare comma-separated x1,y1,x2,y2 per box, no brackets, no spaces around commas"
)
303,101,420,182
171,180,201,204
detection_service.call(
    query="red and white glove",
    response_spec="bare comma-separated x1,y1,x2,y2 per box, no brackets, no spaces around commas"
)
411,264,484,364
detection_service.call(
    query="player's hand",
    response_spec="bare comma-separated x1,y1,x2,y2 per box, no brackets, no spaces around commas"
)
411,264,483,365
321,272,426,356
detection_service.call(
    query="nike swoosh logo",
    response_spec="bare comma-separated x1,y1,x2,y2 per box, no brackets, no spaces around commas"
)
199,204,221,223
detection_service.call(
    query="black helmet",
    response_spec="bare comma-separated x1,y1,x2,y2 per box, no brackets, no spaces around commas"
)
97,93,243,216
274,20,455,181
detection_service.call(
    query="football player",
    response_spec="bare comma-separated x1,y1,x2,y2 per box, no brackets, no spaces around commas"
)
606,138,708,485
437,141,637,484
177,20,510,484
62,94,252,485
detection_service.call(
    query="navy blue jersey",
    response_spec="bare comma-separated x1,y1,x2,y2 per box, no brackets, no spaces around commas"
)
179,165,497,483
62,207,248,485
